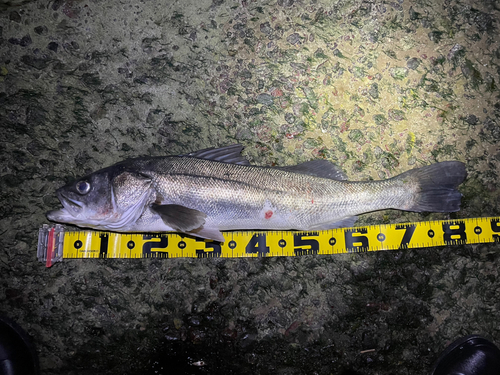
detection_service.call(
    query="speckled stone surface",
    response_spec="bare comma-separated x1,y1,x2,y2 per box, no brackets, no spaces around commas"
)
1,0,499,374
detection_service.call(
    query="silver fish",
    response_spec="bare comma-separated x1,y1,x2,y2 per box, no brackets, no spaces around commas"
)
47,144,467,242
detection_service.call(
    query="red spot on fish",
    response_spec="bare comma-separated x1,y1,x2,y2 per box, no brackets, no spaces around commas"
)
265,210,273,219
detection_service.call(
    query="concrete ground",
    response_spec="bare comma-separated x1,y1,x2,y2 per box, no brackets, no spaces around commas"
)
1,0,499,373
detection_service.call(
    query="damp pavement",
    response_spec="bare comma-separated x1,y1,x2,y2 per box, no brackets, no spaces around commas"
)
1,0,499,374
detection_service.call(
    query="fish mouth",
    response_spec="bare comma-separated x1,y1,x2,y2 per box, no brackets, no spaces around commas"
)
46,208,73,223
46,190,85,222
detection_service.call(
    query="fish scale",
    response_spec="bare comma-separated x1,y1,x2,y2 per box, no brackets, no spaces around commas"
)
148,158,354,228
47,144,467,242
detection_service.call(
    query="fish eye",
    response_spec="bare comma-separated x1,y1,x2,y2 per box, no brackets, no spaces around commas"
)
75,180,91,195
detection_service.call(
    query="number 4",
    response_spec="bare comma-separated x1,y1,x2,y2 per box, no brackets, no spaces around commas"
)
245,234,270,255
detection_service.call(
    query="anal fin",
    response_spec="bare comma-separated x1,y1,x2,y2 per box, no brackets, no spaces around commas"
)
309,216,358,230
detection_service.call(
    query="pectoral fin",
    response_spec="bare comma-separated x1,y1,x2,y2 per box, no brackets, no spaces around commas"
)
151,204,207,232
188,227,225,243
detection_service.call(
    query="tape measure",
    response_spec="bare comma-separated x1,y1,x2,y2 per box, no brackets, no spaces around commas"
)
37,217,500,267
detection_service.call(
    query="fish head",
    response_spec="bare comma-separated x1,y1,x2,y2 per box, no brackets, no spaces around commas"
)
47,166,154,231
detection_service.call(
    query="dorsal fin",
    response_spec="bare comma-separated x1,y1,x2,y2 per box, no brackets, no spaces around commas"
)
277,160,348,180
183,144,250,165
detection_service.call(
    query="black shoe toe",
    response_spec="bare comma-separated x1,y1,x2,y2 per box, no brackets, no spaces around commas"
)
430,334,500,375
0,315,39,375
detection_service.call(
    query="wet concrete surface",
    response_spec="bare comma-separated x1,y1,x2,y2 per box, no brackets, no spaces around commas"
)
1,0,500,373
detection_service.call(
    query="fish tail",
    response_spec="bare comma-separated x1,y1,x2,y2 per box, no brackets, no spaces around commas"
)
399,161,467,212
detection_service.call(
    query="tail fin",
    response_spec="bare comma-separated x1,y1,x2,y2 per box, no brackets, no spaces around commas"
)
399,161,467,212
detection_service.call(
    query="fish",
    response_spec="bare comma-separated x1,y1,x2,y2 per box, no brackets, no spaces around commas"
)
46,144,467,242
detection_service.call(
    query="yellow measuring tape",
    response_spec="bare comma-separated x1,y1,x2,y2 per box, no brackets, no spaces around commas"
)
38,217,500,267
